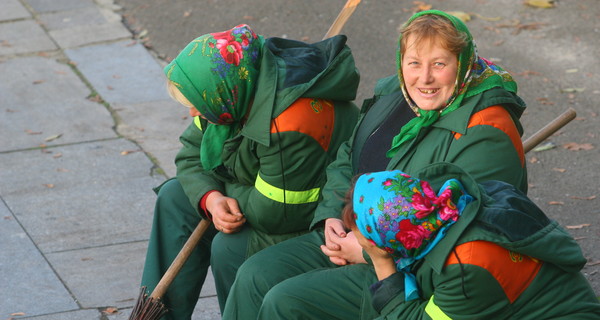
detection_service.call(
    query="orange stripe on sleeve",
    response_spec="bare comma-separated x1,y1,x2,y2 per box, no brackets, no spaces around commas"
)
454,106,524,165
445,241,542,303
270,98,335,151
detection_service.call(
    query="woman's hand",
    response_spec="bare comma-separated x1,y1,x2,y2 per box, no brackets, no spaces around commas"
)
206,191,246,234
321,218,367,265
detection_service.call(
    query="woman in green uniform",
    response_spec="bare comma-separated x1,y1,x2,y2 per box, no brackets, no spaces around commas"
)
223,10,529,319
345,164,600,319
140,24,360,319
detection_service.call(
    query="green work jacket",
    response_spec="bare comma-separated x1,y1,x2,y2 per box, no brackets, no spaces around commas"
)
175,35,360,254
371,163,600,319
311,75,527,228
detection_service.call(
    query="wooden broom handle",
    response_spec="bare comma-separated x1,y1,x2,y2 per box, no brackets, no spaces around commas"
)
150,218,212,299
523,107,577,154
323,0,362,40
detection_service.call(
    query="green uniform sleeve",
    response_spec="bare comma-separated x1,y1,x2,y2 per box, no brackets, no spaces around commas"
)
174,120,225,215
226,130,334,234
446,124,527,193
309,140,354,228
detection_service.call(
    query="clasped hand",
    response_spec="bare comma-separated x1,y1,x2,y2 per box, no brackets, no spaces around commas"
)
206,191,246,234
320,218,367,265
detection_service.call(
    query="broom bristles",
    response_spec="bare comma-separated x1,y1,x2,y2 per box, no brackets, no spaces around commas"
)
128,286,168,320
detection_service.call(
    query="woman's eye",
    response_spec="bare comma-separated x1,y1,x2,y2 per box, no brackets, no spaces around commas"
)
434,62,446,68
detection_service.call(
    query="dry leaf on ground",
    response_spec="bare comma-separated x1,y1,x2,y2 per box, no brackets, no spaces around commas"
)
552,168,566,173
548,201,564,205
566,224,591,229
45,134,62,142
525,0,555,8
562,142,594,151
571,195,597,200
446,11,471,22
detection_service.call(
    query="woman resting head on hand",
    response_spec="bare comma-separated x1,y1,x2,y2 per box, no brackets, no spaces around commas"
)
342,165,600,319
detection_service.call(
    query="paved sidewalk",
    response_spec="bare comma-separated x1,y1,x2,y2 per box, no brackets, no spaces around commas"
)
0,0,219,319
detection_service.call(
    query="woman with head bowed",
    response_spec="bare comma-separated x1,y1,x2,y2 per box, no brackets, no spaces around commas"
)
140,24,361,319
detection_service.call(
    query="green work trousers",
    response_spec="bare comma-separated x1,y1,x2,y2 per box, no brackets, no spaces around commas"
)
223,230,379,320
140,179,249,319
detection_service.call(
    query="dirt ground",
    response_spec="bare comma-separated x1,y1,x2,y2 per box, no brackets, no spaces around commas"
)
113,0,599,295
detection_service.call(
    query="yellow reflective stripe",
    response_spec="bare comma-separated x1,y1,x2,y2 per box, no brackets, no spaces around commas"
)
425,295,452,320
194,116,203,131
255,173,320,204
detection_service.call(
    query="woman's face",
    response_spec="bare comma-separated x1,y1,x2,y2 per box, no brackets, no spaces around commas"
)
401,35,458,111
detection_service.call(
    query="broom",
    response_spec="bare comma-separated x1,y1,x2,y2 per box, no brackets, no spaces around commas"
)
128,1,363,319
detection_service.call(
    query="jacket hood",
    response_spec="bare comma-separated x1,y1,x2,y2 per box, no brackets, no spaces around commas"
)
417,163,586,274
242,35,360,146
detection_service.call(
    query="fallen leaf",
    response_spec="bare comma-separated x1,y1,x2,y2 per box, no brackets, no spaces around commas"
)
57,168,69,172
25,129,42,135
574,236,587,241
571,195,597,200
524,0,555,8
536,97,554,105
121,150,141,155
471,12,502,21
528,156,539,163
561,87,585,93
588,261,600,266
44,184,55,188
446,11,471,22
566,224,590,229
548,201,564,205
243,15,255,20
53,153,63,159
533,142,556,152
10,312,25,316
81,257,93,261
102,307,119,314
412,1,432,12
562,142,594,151
1,40,12,47
183,10,192,17
32,79,45,84
107,85,114,90
565,68,579,73
552,167,566,173
45,134,62,142
301,36,310,42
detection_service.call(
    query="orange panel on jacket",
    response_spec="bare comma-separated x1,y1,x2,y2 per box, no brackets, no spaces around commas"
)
445,240,542,303
271,97,335,151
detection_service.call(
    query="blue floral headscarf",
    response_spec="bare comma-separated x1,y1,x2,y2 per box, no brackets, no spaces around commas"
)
353,170,473,300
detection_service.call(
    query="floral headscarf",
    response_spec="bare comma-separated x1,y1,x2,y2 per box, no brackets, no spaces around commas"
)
387,10,518,157
353,170,473,300
164,24,263,170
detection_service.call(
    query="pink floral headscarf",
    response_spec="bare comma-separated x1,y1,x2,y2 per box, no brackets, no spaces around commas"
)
353,170,473,300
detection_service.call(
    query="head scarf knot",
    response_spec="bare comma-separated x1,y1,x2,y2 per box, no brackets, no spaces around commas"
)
387,10,517,158
353,170,473,300
164,24,263,170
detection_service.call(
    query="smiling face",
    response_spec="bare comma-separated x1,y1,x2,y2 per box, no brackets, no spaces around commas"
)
401,35,458,112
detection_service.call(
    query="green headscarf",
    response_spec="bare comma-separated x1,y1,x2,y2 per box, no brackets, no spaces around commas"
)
387,10,517,158
164,24,264,170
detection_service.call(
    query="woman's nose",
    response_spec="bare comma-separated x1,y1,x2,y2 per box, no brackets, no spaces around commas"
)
420,66,434,83
189,107,202,117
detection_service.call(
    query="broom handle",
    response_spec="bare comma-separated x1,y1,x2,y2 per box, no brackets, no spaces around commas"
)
150,218,211,299
323,0,362,40
523,107,577,154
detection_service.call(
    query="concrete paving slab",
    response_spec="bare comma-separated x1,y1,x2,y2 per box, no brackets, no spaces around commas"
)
24,0,95,13
0,20,57,55
24,309,102,319
0,201,78,319
0,0,31,21
39,7,130,48
0,139,165,253
65,41,170,105
0,56,116,152
114,100,191,178
192,296,221,320
46,241,147,309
